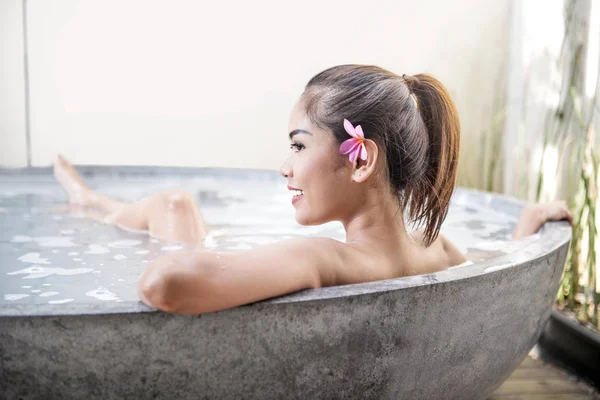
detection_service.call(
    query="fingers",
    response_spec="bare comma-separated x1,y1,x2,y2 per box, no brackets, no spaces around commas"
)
512,201,573,240
545,201,573,226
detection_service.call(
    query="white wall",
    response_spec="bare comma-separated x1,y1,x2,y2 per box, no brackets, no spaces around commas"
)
1,0,511,170
0,0,27,167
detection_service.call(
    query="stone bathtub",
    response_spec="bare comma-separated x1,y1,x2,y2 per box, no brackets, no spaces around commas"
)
0,167,572,400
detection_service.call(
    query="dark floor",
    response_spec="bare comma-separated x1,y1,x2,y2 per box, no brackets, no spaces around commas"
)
488,355,600,399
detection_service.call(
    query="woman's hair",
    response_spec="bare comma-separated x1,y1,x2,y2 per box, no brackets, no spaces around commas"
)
304,65,460,246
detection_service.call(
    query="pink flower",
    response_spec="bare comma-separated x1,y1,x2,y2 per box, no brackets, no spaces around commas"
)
339,119,367,163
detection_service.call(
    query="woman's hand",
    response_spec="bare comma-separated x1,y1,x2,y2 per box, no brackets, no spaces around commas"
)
512,201,573,240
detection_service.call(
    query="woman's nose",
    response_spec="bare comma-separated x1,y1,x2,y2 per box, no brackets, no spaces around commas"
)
280,157,292,178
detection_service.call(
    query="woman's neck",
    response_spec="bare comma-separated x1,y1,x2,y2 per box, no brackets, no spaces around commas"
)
342,189,411,249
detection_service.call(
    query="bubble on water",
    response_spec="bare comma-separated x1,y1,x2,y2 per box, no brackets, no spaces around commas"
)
114,254,127,260
84,245,110,254
39,291,59,297
4,294,29,301
135,250,150,255
85,287,119,301
21,285,32,289
68,252,79,256
60,229,75,235
48,299,74,304
108,240,142,249
18,252,50,264
484,264,511,273
204,236,218,249
11,235,32,243
160,245,183,252
52,250,59,254
42,283,51,286
73,258,82,261
8,266,94,279
31,289,41,293
34,236,76,248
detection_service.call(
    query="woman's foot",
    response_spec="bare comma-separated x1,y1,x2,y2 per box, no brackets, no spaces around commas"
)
53,155,92,206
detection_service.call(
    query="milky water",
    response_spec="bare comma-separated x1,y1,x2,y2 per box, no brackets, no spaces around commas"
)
0,172,537,306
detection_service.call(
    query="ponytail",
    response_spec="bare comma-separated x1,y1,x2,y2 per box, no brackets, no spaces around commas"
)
403,74,460,246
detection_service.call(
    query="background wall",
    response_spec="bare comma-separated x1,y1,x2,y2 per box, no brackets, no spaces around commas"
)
0,0,27,167
0,0,510,171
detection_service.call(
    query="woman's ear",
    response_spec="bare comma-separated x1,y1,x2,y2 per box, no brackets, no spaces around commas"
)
352,139,379,183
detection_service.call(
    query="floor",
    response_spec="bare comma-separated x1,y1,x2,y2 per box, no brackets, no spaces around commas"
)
489,355,600,399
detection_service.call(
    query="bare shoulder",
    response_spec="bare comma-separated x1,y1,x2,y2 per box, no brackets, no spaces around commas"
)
437,234,467,266
411,229,467,270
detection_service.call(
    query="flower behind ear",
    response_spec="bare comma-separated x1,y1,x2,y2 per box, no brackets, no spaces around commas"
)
340,119,367,163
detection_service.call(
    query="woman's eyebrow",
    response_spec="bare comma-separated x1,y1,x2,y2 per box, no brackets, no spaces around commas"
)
289,129,312,140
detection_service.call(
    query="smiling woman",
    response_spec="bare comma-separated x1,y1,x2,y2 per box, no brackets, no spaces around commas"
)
50,65,572,316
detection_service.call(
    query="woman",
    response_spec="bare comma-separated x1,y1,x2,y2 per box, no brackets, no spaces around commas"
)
54,65,572,315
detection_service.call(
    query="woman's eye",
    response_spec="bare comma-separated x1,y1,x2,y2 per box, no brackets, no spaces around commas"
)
290,143,305,152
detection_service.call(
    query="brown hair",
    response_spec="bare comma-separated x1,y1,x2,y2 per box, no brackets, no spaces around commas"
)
304,65,460,246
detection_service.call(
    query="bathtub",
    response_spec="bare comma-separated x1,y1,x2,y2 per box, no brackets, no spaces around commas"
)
0,166,572,399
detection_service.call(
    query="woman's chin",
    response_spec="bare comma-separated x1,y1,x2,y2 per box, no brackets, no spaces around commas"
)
295,211,326,226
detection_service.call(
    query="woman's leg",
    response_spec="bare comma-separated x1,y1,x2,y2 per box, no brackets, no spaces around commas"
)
53,156,208,245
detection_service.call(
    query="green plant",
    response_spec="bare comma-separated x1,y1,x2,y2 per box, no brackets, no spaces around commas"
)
536,1,599,329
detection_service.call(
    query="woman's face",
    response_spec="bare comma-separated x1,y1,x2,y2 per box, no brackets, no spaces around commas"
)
280,98,362,225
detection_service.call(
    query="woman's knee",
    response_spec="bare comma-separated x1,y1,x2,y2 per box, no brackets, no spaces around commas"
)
161,190,196,213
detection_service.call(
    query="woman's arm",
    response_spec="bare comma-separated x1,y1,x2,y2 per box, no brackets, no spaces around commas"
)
512,201,573,240
137,237,344,315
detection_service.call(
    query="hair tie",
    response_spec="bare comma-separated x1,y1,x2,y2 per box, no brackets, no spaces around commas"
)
402,74,419,109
